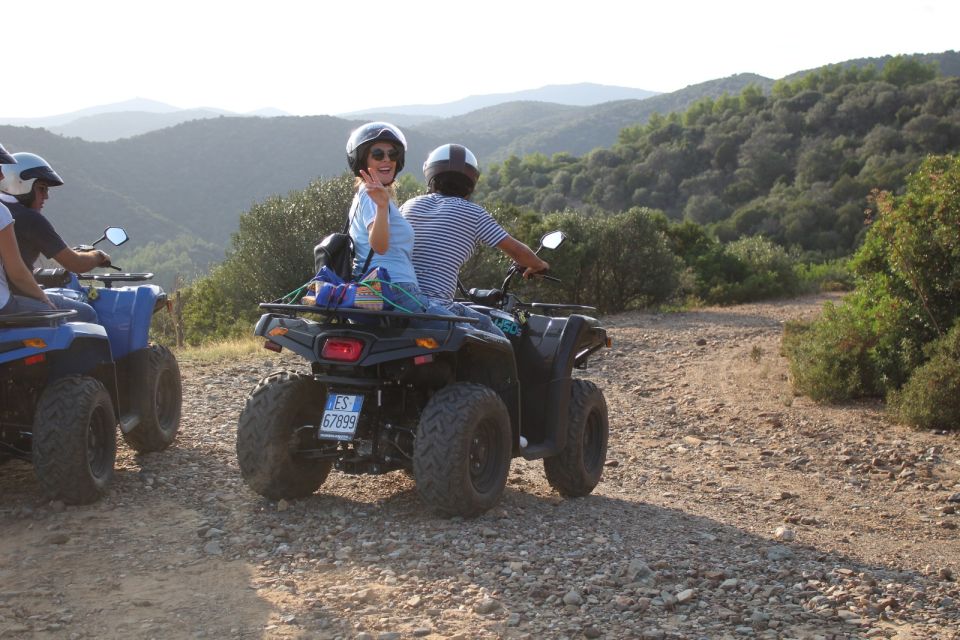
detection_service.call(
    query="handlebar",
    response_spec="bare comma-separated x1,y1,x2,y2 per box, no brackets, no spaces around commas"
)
78,272,155,288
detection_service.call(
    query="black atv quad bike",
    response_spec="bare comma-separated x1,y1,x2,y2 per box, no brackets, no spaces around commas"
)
236,231,610,517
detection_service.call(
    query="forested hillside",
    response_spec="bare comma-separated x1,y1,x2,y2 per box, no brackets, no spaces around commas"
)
415,74,774,163
476,58,960,257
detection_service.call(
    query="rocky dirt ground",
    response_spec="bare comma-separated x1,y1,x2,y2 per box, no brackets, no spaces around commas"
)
1,293,958,640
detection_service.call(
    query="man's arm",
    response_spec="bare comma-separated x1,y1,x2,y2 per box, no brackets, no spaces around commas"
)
496,236,549,278
51,247,110,273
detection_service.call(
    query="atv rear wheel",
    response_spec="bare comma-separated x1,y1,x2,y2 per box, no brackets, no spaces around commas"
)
236,371,332,500
32,375,117,504
123,344,183,453
414,383,511,518
544,379,608,497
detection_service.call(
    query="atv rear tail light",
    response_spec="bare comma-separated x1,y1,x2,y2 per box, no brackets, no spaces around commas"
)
414,354,434,365
321,337,364,362
24,353,46,366
23,338,47,348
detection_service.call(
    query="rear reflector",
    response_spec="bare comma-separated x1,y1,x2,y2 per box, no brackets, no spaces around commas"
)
24,354,46,366
321,338,364,362
263,341,282,353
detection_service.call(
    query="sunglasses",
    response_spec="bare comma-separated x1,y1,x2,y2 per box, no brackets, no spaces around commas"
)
370,147,400,162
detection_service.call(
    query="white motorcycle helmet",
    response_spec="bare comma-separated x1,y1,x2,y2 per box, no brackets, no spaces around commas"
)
423,144,480,187
0,152,64,196
345,121,407,178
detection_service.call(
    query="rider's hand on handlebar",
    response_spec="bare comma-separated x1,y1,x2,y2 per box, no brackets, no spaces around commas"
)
521,258,550,279
94,249,112,268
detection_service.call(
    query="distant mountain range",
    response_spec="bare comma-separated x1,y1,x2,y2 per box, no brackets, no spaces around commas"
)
0,98,289,142
0,84,661,142
338,83,660,122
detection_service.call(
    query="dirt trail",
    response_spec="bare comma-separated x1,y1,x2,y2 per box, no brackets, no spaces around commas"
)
1,294,958,639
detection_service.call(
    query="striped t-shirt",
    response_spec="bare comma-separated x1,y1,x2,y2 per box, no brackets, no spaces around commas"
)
401,193,508,301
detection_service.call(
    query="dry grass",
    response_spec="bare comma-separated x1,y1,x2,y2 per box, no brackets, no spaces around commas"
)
173,336,264,363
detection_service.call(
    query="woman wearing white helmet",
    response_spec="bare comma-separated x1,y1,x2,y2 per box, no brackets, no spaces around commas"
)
0,152,108,322
0,143,57,316
344,122,454,322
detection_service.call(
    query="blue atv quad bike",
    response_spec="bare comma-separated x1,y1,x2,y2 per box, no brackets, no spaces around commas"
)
0,227,182,504
237,230,610,518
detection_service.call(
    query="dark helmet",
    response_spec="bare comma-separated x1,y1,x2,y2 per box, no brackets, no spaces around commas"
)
423,144,480,188
0,152,64,196
345,121,407,177
0,142,14,164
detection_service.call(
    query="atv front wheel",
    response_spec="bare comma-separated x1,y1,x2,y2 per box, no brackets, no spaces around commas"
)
32,376,117,504
414,383,511,518
236,371,332,499
544,379,608,497
123,344,183,453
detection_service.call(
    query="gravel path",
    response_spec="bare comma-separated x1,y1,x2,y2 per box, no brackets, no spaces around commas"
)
1,293,958,640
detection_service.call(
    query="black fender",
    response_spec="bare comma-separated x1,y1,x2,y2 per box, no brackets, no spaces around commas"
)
519,314,606,459
48,337,121,424
454,333,521,445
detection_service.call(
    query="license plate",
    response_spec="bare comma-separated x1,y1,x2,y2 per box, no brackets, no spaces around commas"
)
319,393,364,441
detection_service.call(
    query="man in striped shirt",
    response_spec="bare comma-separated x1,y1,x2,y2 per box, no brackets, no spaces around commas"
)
401,144,548,335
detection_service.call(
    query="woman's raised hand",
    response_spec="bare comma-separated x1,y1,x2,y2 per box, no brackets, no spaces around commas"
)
359,169,390,209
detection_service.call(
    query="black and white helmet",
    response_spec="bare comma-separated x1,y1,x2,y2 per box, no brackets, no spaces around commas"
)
423,144,480,188
0,152,64,196
345,121,407,176
0,142,14,164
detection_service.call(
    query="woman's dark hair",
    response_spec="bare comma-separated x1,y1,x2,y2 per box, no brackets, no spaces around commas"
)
429,172,475,199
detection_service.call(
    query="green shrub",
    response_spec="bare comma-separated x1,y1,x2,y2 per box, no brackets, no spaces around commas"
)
687,235,800,305
783,300,878,402
530,208,681,313
784,279,926,401
793,258,854,293
784,154,960,420
891,320,960,431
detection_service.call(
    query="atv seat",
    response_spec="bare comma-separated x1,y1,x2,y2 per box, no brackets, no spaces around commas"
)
0,309,78,327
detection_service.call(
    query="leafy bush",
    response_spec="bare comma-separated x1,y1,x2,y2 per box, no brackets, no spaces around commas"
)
671,232,801,305
782,299,878,402
527,208,681,313
784,154,960,422
793,258,854,293
891,319,960,430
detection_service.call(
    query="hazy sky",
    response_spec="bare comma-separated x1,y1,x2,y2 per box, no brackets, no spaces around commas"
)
3,0,957,118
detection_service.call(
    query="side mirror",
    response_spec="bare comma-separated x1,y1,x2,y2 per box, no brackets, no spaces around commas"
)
540,230,566,251
104,227,129,246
